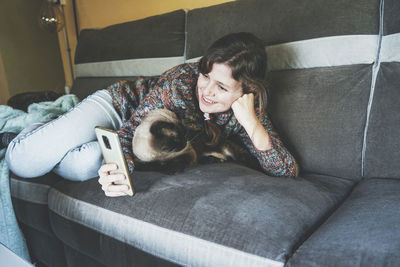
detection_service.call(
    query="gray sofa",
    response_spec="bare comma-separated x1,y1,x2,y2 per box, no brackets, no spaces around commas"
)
10,0,400,266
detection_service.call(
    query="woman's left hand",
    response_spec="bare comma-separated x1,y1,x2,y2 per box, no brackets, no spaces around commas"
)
232,93,273,151
231,93,258,128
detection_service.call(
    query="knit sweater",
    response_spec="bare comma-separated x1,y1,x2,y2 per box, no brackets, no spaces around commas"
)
107,63,298,177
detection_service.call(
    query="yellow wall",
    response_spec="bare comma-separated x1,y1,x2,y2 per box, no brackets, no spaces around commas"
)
0,53,10,105
59,0,234,87
75,0,235,30
0,0,65,104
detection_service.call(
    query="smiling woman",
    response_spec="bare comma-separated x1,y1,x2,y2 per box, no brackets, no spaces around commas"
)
6,32,298,198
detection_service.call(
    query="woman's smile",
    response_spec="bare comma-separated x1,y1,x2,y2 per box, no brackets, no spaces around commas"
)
201,95,217,105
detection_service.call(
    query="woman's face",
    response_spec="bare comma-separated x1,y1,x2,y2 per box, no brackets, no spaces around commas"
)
197,63,243,114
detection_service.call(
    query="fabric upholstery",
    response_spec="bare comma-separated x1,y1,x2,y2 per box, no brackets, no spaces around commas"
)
71,77,141,105
75,10,186,64
186,0,379,59
10,173,63,235
55,221,181,267
63,245,107,267
364,63,400,178
74,10,186,77
48,163,354,266
268,65,372,179
363,0,400,178
287,178,400,266
384,0,400,35
21,223,67,267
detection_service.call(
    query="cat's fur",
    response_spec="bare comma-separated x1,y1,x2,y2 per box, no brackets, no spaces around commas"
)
132,109,257,174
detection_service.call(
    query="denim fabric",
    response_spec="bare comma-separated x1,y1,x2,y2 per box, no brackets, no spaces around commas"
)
6,90,121,181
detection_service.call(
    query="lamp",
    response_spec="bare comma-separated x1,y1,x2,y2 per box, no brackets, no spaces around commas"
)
38,0,65,33
38,0,74,94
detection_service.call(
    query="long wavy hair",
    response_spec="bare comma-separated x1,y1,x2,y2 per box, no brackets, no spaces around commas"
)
198,32,268,145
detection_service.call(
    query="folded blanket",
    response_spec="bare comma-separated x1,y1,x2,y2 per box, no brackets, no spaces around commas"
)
0,94,79,261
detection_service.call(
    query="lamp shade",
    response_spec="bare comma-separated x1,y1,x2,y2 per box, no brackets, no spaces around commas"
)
38,0,65,33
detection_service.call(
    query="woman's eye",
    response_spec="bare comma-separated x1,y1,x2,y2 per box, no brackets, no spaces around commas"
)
219,86,228,92
202,73,209,79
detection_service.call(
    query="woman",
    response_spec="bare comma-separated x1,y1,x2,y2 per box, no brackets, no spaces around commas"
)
6,32,298,197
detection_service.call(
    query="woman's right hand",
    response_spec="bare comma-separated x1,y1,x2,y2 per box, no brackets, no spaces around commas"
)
98,163,130,197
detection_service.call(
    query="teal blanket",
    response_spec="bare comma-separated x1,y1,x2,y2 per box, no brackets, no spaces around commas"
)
0,94,79,261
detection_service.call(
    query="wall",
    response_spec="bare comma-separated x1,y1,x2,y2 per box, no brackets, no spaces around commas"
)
0,53,9,105
0,0,65,104
59,0,235,87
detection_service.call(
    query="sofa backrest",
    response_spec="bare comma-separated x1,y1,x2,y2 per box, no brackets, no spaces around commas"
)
363,0,400,179
72,10,186,99
186,0,381,180
71,0,393,180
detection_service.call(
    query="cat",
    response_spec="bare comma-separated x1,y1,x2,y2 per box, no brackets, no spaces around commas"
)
132,109,258,174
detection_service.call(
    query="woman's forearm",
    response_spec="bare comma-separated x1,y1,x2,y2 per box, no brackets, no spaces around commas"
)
242,117,273,151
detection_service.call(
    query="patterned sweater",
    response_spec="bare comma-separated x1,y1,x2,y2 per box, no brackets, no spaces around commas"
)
107,63,298,177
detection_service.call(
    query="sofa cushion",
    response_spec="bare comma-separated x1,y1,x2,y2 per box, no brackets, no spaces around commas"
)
268,64,372,180
10,173,68,266
53,220,180,267
20,223,67,267
287,178,400,266
71,77,144,101
10,173,63,236
74,10,186,78
364,62,400,178
48,163,354,266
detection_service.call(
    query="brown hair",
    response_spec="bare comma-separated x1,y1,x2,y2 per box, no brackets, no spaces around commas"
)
199,32,268,145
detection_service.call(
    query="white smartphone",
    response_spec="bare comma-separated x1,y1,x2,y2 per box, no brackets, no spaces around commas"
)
95,126,135,196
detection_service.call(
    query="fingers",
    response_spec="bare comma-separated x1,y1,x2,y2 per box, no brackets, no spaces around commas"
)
98,163,130,197
103,183,130,197
98,163,118,175
232,93,254,108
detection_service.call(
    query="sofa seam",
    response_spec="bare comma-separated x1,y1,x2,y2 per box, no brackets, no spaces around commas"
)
361,0,384,177
284,178,361,265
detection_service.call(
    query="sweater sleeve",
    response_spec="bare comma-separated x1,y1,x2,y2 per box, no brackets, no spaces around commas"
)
237,113,299,178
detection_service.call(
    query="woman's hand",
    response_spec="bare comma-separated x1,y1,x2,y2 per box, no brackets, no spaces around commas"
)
231,93,272,151
231,93,258,129
98,163,130,197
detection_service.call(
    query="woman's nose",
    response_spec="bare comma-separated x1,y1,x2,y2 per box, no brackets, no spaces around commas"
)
203,81,216,96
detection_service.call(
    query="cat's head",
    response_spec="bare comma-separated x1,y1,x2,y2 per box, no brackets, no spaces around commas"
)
132,109,196,163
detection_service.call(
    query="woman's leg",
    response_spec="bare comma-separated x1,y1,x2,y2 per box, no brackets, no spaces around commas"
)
6,89,121,180
52,141,103,181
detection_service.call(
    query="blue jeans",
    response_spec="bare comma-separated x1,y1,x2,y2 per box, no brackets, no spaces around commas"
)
6,90,122,181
